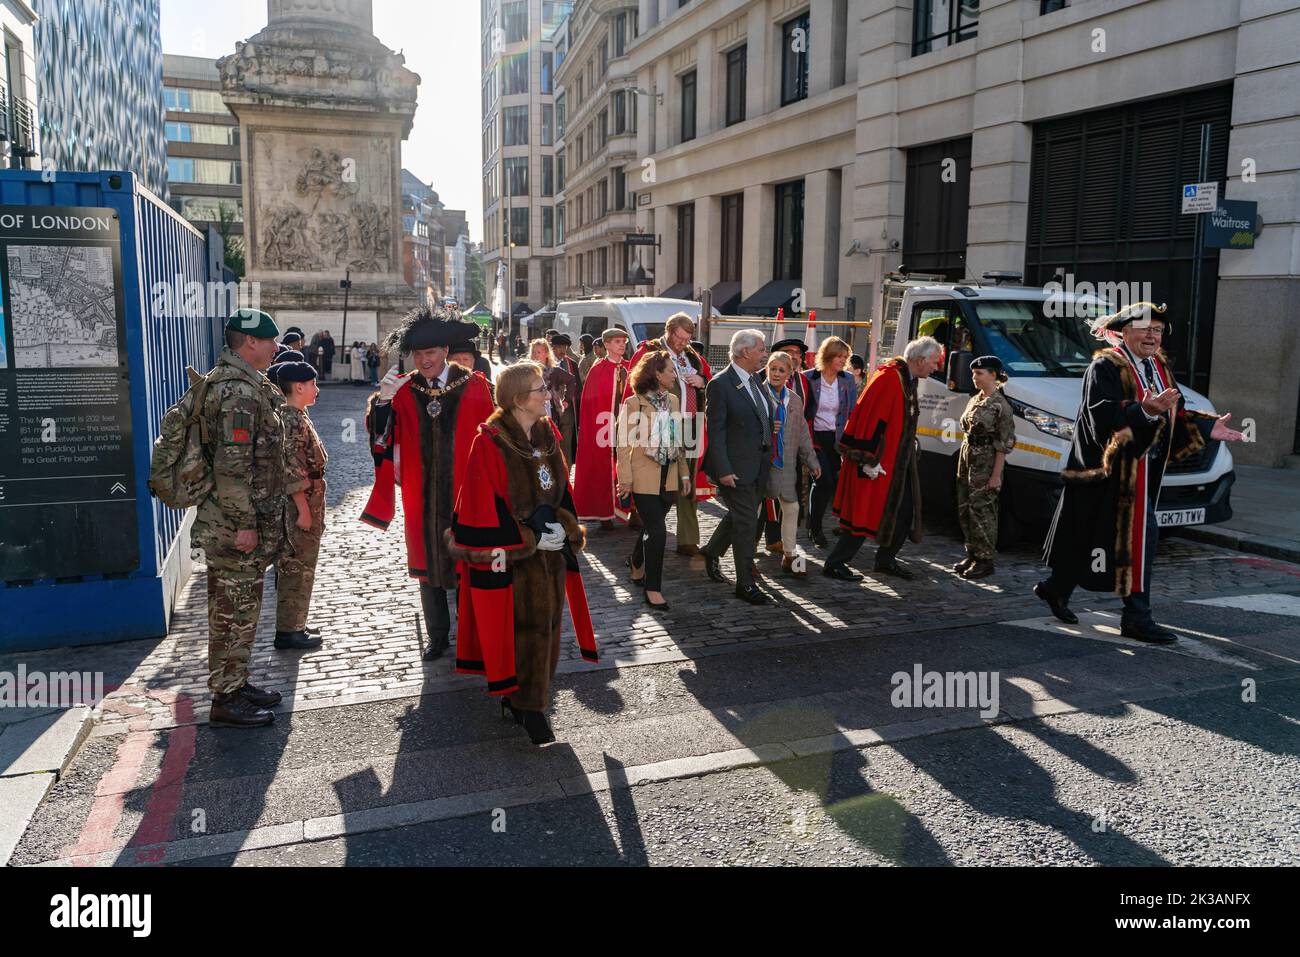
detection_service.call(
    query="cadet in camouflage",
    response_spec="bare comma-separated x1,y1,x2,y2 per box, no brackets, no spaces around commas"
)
270,360,328,648
191,309,290,728
956,356,1016,578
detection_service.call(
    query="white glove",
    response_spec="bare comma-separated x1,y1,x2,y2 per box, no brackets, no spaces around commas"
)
860,463,887,480
537,522,567,552
378,366,404,403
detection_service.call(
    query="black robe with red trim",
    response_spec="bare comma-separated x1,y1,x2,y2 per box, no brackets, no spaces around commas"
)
1044,347,1218,596
359,364,495,586
448,411,598,701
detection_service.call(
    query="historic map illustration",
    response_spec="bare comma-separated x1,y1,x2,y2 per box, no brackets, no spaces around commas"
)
7,244,118,368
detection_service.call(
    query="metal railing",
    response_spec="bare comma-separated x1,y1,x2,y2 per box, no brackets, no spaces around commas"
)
0,79,40,166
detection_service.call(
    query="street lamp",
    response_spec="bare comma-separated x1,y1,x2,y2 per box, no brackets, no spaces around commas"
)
339,270,352,381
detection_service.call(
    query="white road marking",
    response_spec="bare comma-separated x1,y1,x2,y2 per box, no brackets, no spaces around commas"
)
1188,593,1300,617
1001,612,1259,671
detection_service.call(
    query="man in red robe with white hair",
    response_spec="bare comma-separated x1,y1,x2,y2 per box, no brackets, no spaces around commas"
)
573,327,632,526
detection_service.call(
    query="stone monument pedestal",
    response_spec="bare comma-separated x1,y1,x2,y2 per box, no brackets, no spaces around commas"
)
219,0,421,350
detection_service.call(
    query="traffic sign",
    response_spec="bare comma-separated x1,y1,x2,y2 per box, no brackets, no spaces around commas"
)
1181,181,1218,214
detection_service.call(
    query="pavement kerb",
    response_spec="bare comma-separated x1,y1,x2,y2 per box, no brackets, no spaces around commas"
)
24,670,1299,868
1171,525,1300,565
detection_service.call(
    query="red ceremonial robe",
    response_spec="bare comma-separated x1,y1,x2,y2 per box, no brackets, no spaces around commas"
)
573,356,631,521
449,415,598,697
359,368,495,580
832,357,922,542
624,339,715,499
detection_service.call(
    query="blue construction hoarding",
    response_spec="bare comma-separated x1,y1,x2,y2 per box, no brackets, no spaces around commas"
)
0,171,227,652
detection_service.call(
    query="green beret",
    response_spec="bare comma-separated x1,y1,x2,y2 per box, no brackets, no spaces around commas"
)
227,309,280,339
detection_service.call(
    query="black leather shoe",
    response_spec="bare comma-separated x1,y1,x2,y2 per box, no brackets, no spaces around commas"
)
304,625,322,637
1121,620,1178,645
704,554,729,584
239,682,282,708
734,584,770,605
1033,582,1078,624
519,709,556,745
822,562,860,582
423,632,450,661
962,560,995,580
873,559,915,581
954,556,975,573
274,630,322,650
644,594,670,612
209,692,274,728
808,527,829,549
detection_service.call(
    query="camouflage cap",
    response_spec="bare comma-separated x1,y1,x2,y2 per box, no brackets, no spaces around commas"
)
227,309,280,339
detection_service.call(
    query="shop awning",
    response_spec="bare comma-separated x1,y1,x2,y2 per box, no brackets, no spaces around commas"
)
660,282,694,300
709,281,742,314
736,280,801,316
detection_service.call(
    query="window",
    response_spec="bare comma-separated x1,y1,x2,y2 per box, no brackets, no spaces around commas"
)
680,70,697,142
514,261,529,299
774,180,804,281
614,12,628,56
541,51,554,94
599,179,608,217
542,259,556,300
541,154,555,196
614,90,627,134
903,138,970,281
542,1,571,38
1041,0,1070,13
556,205,566,245
505,156,529,196
504,2,528,44
503,105,529,146
913,0,979,56
172,196,243,223
613,166,627,211
504,52,529,94
781,14,810,106
600,37,609,76
598,109,609,147
542,103,554,146
166,157,241,185
598,247,608,286
556,94,567,137
725,46,747,126
557,151,566,191
577,134,584,166
721,192,744,282
510,207,529,247
677,203,696,286
541,206,555,247
165,122,238,146
163,86,230,114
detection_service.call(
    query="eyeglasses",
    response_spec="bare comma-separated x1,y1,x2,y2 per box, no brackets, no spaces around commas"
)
524,384,550,395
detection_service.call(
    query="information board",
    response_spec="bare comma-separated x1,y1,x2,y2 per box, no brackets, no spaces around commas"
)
0,206,138,581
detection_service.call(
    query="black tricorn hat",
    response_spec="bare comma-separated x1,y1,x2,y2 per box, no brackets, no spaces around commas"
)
551,333,572,346
772,338,809,355
386,307,481,353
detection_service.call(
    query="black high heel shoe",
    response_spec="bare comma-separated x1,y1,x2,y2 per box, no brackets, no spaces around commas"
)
500,697,523,724
519,709,555,745
625,555,646,587
644,593,670,612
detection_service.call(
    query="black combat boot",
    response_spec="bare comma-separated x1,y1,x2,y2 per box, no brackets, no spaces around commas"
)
274,630,323,650
239,682,282,708
962,559,995,579
209,692,274,728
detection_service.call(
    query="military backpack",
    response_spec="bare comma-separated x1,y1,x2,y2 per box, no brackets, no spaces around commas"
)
148,367,216,509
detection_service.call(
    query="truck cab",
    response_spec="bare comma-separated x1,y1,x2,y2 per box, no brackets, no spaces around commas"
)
871,276,1235,542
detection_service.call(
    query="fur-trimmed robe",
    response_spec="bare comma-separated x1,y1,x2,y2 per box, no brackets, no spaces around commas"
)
448,410,598,708
832,357,923,543
573,356,632,521
360,365,495,585
1044,346,1219,596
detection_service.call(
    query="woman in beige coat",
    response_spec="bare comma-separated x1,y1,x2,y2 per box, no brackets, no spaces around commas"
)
617,351,692,611
763,352,821,577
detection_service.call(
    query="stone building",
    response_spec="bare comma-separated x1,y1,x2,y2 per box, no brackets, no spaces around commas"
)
1,0,40,171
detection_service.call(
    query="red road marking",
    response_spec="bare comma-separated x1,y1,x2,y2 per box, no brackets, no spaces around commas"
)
1234,556,1300,578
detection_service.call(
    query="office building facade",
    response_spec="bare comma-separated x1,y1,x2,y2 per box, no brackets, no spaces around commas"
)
162,55,242,237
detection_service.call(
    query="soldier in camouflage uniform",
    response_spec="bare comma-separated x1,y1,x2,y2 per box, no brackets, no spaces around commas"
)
955,355,1016,580
270,360,328,649
192,310,291,728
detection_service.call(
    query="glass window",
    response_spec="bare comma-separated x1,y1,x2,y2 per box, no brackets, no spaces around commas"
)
677,203,695,286
504,52,529,94
913,0,979,56
504,2,528,43
725,46,747,126
163,86,230,114
721,192,744,282
680,70,697,142
510,207,530,247
598,108,608,147
613,166,627,211
504,105,529,146
557,151,566,191
774,180,804,281
541,206,555,248
556,94,567,137
541,154,555,197
599,179,608,217
514,260,529,298
614,90,627,134
542,103,554,146
173,196,243,223
781,14,810,106
614,13,628,57
505,156,529,196
166,157,241,185
557,205,566,245
541,51,554,94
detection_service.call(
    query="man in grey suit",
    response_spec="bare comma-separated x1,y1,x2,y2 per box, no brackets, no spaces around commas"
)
702,329,774,605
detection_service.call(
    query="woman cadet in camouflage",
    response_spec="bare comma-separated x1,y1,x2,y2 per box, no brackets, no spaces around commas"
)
955,355,1016,580
270,359,328,650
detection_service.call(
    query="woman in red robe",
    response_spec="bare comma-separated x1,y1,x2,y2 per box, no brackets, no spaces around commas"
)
573,328,632,524
448,362,598,745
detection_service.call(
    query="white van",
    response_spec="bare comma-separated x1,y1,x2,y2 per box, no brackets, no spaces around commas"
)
870,277,1235,544
554,297,719,351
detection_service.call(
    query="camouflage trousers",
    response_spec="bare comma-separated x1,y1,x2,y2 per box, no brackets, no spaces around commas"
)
206,549,272,694
957,463,1000,561
275,489,324,632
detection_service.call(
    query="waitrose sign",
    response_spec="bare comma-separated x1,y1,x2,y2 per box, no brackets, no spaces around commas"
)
1204,199,1260,250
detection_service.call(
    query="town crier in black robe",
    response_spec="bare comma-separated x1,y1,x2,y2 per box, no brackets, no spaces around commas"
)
1036,302,1244,643
361,308,494,660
